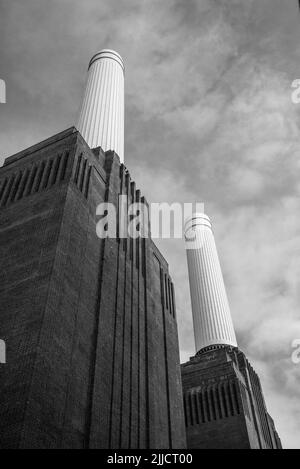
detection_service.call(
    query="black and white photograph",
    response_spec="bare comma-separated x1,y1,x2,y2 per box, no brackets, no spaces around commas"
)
0,0,299,453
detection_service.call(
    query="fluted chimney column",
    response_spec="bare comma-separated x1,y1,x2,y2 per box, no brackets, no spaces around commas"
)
185,213,237,354
77,49,125,163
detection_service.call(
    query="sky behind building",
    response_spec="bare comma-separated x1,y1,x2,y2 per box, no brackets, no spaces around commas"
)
1,0,300,448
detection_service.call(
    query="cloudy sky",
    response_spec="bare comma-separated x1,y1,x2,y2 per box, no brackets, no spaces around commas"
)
1,0,300,449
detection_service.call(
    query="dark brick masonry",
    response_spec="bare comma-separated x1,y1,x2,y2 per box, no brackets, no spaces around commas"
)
0,127,186,449
181,345,282,449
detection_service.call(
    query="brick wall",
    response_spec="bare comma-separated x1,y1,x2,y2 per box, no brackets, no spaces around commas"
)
181,346,281,449
0,127,186,449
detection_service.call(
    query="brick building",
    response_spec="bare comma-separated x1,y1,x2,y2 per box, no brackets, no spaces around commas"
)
181,346,282,449
0,48,282,450
0,127,186,448
182,213,282,449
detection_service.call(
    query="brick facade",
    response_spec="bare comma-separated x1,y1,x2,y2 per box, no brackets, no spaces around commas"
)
0,127,186,449
181,346,282,449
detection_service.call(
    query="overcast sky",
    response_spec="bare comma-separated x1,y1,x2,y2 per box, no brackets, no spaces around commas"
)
1,0,300,449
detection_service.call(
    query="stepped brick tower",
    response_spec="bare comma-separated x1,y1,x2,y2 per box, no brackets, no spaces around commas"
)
0,50,186,449
181,213,282,449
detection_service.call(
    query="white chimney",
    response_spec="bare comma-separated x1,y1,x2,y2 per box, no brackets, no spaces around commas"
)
185,213,237,354
77,49,125,163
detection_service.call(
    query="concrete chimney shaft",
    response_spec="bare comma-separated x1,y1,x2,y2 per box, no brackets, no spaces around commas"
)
77,49,125,163
185,213,237,353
